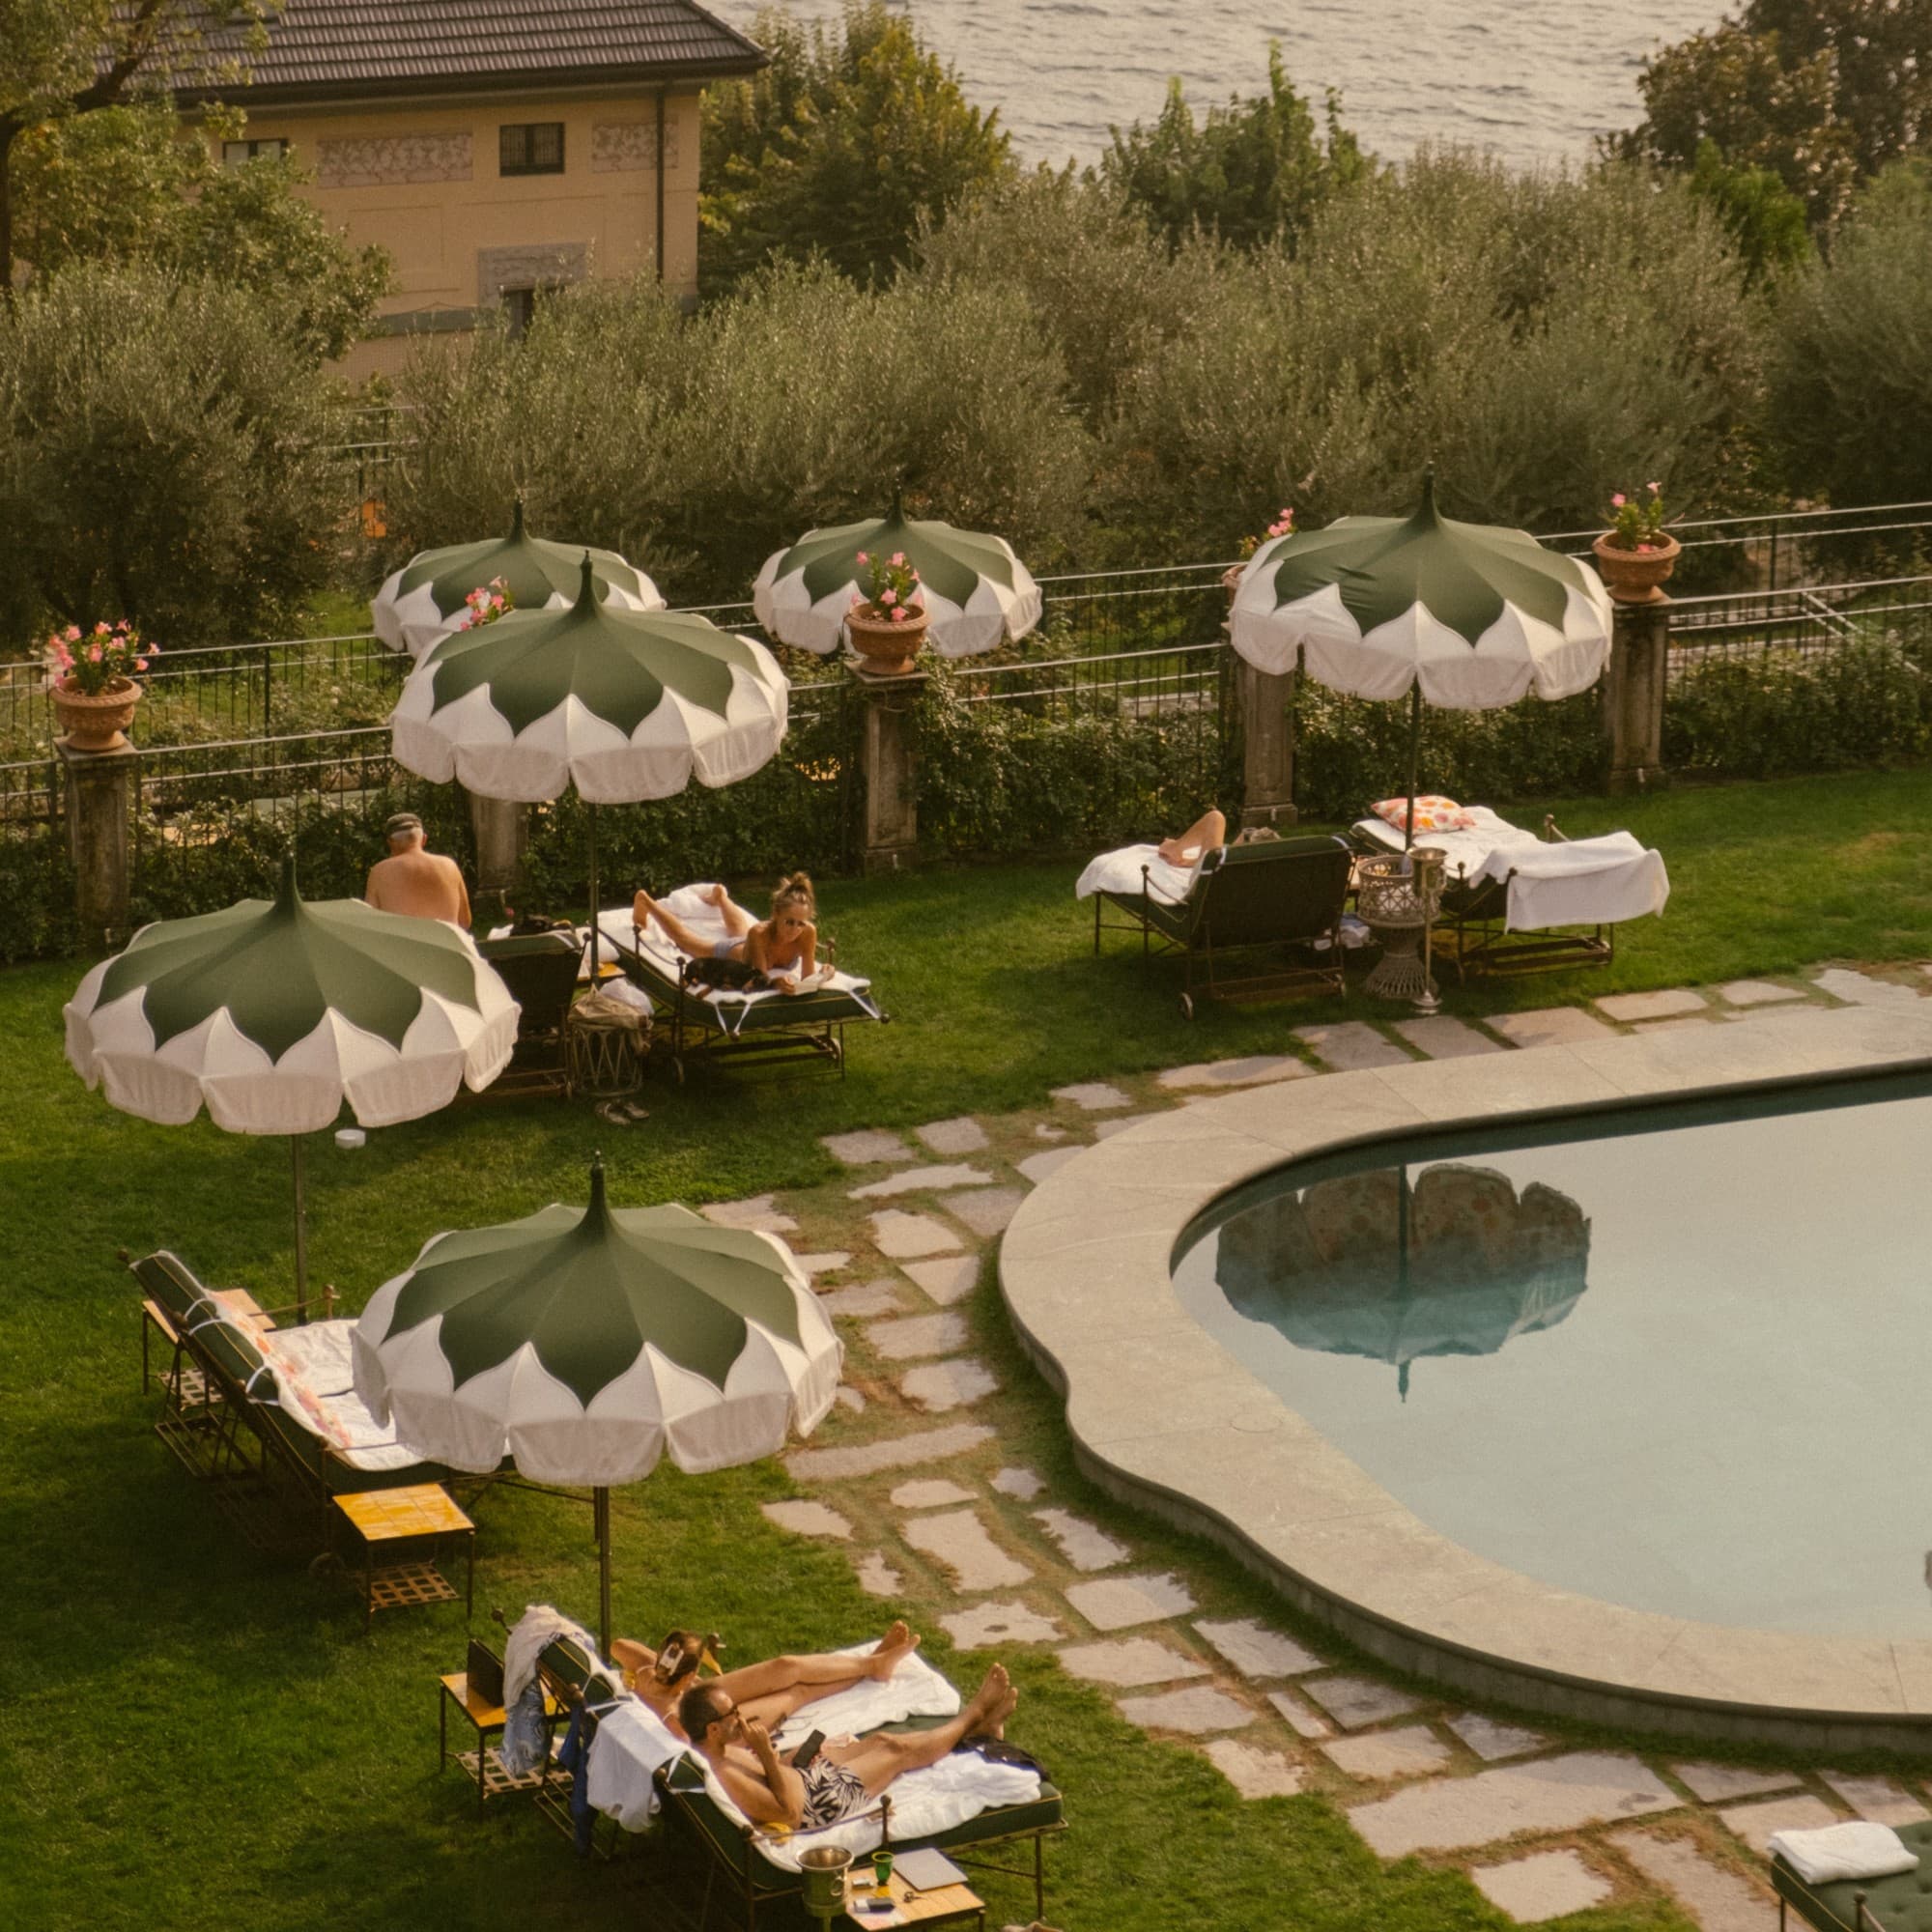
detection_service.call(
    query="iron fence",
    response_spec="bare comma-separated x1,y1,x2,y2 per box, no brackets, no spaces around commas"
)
1664,577,1932,676
0,754,58,831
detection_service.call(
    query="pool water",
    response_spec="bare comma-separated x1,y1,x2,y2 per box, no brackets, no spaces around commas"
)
1171,1073,1932,1639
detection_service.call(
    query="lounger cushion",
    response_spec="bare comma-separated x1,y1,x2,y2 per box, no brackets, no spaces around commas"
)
1776,1818,1932,1931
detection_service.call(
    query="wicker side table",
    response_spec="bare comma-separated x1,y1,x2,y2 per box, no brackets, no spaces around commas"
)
565,990,649,1098
1356,850,1444,1010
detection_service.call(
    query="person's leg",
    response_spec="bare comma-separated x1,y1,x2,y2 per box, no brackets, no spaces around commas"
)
1157,810,1227,866
704,884,758,939
634,891,721,959
729,1624,921,1727
830,1665,1012,1800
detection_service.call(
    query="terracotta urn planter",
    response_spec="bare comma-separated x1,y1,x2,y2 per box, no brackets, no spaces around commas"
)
51,675,143,752
845,602,928,676
1592,531,1681,604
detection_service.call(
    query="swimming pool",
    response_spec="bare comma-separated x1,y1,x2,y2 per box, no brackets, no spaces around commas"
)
1171,1071,1932,1642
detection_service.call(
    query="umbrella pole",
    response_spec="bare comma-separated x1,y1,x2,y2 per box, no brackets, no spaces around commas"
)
587,802,600,980
595,1484,612,1659
291,1134,309,1324
1403,685,1421,856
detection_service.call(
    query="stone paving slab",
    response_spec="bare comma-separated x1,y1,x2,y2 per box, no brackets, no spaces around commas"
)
900,1359,999,1413
700,1194,799,1232
1635,1015,1719,1033
795,1252,852,1276
1610,1828,1778,1932
1488,1006,1620,1047
1156,1055,1307,1090
1715,1794,1841,1858
1267,1690,1332,1740
823,1129,913,1165
1057,1637,1209,1688
1051,1081,1132,1111
937,1186,1025,1236
1321,1724,1454,1783
1448,1714,1549,1763
903,1256,980,1306
991,1467,1044,1500
1720,979,1807,1008
1116,1686,1253,1735
1392,1016,1502,1060
1193,1618,1322,1680
1597,988,1707,1022
903,1509,1032,1592
916,1117,989,1155
1093,1114,1165,1141
864,1312,969,1360
1293,1021,1413,1070
1202,1737,1305,1799
1471,1850,1611,1925
760,1499,852,1540
836,1386,867,1414
1033,1507,1129,1572
1302,1675,1424,1730
1350,1751,1681,1859
1813,967,1923,1006
785,1422,994,1483
868,1211,962,1259
1033,1124,1069,1142
891,1479,977,1510
1820,1772,1929,1825
851,1164,994,1200
938,1601,1065,1648
1064,1573,1197,1631
1670,1762,1804,1804
819,1280,907,1319
854,1551,903,1598
1016,1148,1084,1185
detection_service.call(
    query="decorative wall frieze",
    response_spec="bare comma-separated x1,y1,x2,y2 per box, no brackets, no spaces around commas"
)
592,116,678,174
317,132,474,189
477,242,590,305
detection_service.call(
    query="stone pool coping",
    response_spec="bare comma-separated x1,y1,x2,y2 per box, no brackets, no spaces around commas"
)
1000,1003,1932,1753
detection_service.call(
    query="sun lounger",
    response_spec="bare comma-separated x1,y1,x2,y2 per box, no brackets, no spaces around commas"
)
1348,807,1669,980
1773,1816,1932,1929
131,1250,437,1551
474,929,582,1097
593,887,887,1081
1080,835,1354,1017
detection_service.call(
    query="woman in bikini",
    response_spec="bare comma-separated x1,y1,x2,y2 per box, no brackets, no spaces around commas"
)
633,873,820,994
610,1618,922,1742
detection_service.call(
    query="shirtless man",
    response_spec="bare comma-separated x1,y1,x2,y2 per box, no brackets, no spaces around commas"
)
681,1663,1018,1832
611,1619,921,1741
364,811,471,926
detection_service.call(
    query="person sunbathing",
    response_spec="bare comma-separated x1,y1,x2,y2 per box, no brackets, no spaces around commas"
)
681,1662,1018,1832
1156,809,1227,868
610,1619,923,1741
633,873,820,994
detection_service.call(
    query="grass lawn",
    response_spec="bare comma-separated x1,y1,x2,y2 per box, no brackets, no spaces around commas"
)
4,767,1928,1931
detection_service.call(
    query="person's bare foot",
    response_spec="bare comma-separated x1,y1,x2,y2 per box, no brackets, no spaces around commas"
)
704,883,729,909
981,1681,1020,1741
867,1621,920,1679
963,1663,1009,1726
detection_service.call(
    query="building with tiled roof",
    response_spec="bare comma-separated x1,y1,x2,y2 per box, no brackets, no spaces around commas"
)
184,1,766,374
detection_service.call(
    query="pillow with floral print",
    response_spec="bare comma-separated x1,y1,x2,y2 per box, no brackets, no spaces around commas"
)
1370,795,1477,835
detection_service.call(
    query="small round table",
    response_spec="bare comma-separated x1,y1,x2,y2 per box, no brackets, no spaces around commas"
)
1356,850,1444,1010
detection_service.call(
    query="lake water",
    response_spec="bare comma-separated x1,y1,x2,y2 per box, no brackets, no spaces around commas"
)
709,0,1729,174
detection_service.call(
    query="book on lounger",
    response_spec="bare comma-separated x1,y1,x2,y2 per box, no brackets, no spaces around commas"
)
890,1848,968,1892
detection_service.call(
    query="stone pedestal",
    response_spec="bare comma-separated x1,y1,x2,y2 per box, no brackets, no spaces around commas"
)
59,737,138,949
467,789,526,895
1605,592,1670,794
1236,656,1298,830
852,663,926,876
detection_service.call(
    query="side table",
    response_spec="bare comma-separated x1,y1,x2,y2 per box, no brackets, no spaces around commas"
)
438,1666,556,1811
333,1482,475,1633
840,1869,985,1929
1355,850,1445,1010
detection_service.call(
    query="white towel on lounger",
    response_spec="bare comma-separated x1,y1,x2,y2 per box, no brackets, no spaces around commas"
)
1074,842,1202,903
1769,1820,1918,1885
769,1643,961,1750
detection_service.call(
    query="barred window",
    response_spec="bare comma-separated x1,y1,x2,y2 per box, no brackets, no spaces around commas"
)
221,138,288,168
499,123,565,177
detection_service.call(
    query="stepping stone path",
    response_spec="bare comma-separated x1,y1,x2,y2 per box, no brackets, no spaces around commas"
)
794,1252,851,1276
1471,1850,1612,1924
1049,1081,1131,1110
1488,1005,1618,1047
1032,1124,1068,1141
785,1421,993,1483
936,1186,1024,1236
701,1194,798,1232
1057,1637,1208,1688
1812,966,1921,1006
902,1509,1031,1591
1064,1573,1196,1631
1598,987,1709,1021
1267,1690,1333,1739
1820,1772,1929,1825
889,1479,976,1510
903,1256,980,1305
823,1129,913,1165
1194,1617,1322,1679
991,1466,1044,1500
1293,1021,1413,1069
851,1164,994,1200
1717,1794,1841,1857
853,1551,903,1597
1322,1724,1454,1782
1116,1687,1253,1735
899,1359,999,1412
819,1280,906,1319
1156,1055,1306,1090
1392,1015,1501,1059
867,1211,960,1259
1092,1114,1163,1140
760,1499,852,1539
1302,1675,1423,1730
1611,1828,1780,1932
1202,1737,1304,1799
835,1386,867,1414
916,1117,989,1155
864,1312,968,1360
938,1601,1065,1648
1719,979,1806,1008
1670,1763,1804,1804
1033,1508,1128,1572
1016,1148,1083,1184
1448,1713,1548,1762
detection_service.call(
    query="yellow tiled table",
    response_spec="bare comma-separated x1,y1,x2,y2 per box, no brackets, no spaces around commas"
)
840,1869,984,1929
333,1483,474,1633
438,1668,556,1812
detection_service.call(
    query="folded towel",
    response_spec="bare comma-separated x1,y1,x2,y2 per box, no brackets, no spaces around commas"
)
770,1642,960,1751
1769,1820,1918,1885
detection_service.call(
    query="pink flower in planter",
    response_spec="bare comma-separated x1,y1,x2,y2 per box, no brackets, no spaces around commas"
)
855,552,868,565
87,642,103,664
890,607,908,623
1636,543,1653,553
880,588,897,608
890,552,905,566
63,626,80,643
1610,493,1626,508
1647,481,1662,494
134,658,149,671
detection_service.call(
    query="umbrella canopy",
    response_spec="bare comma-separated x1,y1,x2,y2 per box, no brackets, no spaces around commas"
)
392,554,788,806
372,501,665,660
353,1161,841,1484
1229,472,1611,709
753,497,1042,659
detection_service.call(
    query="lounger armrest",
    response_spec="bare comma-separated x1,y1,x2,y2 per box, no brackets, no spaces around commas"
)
252,1286,338,1322
1542,814,1568,842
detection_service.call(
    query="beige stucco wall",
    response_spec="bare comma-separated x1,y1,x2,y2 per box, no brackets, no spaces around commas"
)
224,87,704,383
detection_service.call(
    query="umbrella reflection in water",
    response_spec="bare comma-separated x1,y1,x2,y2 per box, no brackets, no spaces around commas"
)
1215,1162,1591,1398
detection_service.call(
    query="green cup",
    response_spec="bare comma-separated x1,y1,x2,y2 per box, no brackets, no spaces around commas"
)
871,1848,894,1893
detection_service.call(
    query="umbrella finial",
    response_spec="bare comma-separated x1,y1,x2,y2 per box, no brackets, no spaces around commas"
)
1399,1359,1410,1403
576,551,598,611
890,475,905,525
587,1153,609,1216
1418,465,1438,519
278,851,299,909
512,496,526,542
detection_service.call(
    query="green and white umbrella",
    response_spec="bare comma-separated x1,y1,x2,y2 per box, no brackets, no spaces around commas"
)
753,494,1042,659
353,1158,840,1650
64,859,519,1314
372,501,665,660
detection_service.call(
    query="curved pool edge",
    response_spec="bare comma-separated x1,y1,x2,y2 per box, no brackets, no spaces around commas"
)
1000,1002,1932,1754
